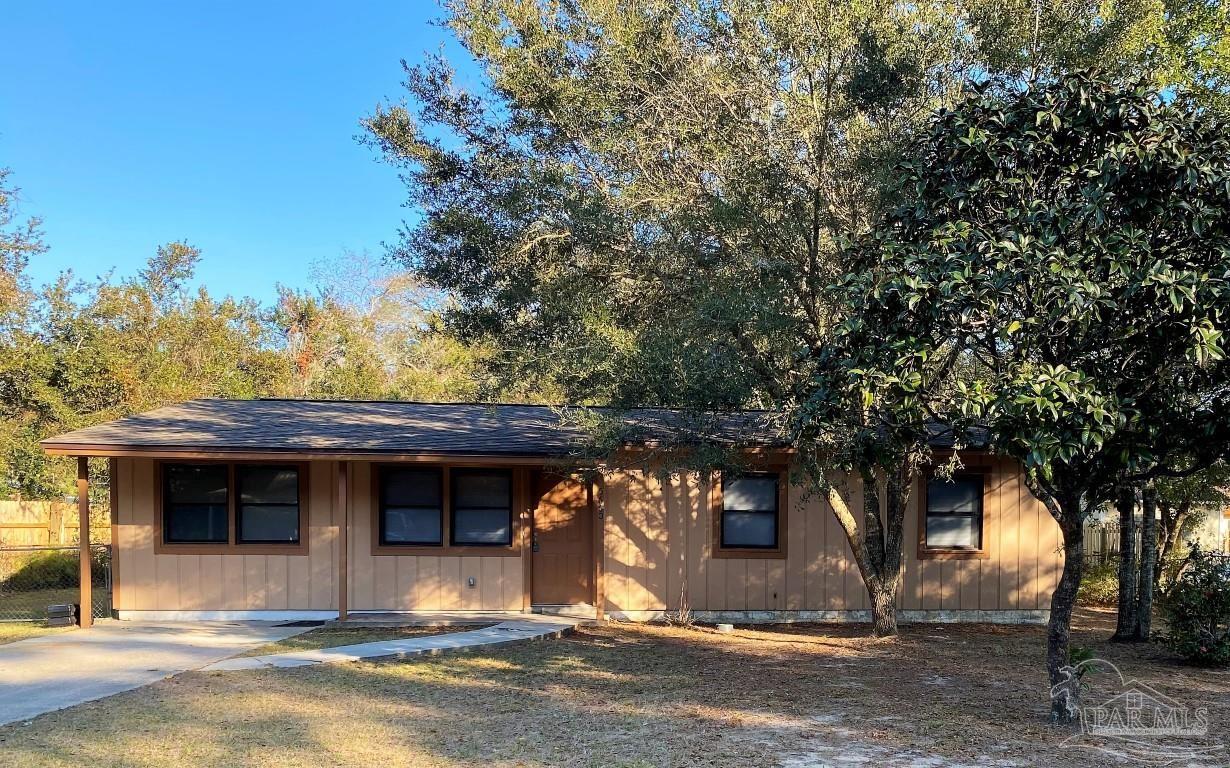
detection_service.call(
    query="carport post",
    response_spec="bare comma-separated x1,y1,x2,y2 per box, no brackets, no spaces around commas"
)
77,456,92,628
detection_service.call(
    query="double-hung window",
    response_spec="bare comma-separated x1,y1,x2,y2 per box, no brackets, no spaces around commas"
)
923,473,984,552
451,469,513,546
236,465,302,544
163,464,229,544
719,473,781,550
378,467,444,546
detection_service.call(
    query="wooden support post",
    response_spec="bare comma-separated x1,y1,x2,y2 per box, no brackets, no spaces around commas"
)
337,461,348,622
77,457,92,628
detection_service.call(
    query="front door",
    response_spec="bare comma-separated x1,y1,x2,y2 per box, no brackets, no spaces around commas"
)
531,472,593,605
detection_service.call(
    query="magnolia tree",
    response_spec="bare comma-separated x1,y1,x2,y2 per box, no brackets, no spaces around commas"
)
843,73,1230,721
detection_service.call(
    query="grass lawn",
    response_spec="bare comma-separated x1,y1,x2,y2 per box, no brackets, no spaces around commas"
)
0,609,1225,767
237,625,489,657
0,622,72,646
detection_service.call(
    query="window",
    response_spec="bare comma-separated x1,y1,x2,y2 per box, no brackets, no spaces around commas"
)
379,467,443,546
451,469,513,546
236,465,301,544
924,473,984,551
159,462,307,552
720,473,780,549
163,464,229,544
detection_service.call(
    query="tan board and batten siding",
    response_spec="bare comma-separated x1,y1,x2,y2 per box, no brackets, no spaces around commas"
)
602,456,1062,616
113,458,522,613
111,456,1060,617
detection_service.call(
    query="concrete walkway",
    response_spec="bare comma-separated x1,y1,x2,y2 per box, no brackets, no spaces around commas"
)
202,618,577,671
0,621,309,726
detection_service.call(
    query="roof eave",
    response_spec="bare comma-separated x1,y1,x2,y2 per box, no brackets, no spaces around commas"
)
39,442,573,465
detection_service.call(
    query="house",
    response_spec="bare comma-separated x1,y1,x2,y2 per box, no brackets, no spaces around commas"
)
41,399,1062,625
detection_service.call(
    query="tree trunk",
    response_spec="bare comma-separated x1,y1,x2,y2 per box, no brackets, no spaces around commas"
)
869,577,898,636
1023,471,1086,725
876,462,909,636
822,458,912,638
1134,484,1159,641
1111,485,1138,642
1048,512,1086,724
1155,501,1189,593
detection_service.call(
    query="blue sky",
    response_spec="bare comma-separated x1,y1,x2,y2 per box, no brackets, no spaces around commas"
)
2,2,473,304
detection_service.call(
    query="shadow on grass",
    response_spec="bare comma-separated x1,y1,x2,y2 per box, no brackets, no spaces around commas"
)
0,614,1225,768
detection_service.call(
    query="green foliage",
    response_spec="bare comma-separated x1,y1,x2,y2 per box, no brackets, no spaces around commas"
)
844,72,1230,510
0,550,108,591
365,0,990,419
0,174,496,500
1077,557,1121,607
366,3,1230,642
1067,645,1100,686
1156,462,1230,513
367,2,1230,474
841,71,1230,705
1162,548,1230,666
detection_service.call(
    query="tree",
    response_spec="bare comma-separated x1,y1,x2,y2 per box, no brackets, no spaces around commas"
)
841,72,1230,720
0,241,289,496
366,0,1224,636
1155,462,1230,586
366,0,996,636
1111,486,1139,641
1109,461,1228,642
273,250,532,402
1136,484,1160,641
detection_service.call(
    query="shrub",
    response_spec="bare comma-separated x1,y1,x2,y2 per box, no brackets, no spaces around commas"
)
1,552,79,591
0,549,109,591
1162,548,1230,666
1077,557,1120,607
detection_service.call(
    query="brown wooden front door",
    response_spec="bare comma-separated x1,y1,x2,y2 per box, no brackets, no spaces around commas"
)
531,472,593,605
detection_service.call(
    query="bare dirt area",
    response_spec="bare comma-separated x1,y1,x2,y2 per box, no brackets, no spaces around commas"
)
0,609,1225,767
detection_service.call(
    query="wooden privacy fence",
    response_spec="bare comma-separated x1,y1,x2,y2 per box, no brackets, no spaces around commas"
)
1083,522,1136,564
0,500,110,547
1084,517,1230,562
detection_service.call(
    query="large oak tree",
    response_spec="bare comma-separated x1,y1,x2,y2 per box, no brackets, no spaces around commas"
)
366,1,1230,635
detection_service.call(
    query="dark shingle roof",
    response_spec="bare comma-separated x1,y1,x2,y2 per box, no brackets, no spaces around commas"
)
40,399,781,457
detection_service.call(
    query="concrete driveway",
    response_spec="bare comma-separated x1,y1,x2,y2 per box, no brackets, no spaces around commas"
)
0,621,308,725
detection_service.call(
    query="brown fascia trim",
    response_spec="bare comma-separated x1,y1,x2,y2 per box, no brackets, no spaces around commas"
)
43,442,798,463
40,443,566,464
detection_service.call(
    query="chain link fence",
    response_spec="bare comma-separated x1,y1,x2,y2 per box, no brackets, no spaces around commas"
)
0,545,111,622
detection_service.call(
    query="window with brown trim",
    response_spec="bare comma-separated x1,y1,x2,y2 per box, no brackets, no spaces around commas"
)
922,472,984,552
236,465,302,544
157,461,308,554
451,468,513,546
378,467,444,546
163,464,228,544
718,472,781,551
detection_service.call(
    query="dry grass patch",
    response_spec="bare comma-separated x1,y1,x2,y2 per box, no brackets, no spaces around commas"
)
236,625,484,657
0,609,1226,767
0,622,71,646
